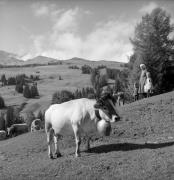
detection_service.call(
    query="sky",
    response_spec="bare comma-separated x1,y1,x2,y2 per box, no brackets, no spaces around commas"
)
0,0,174,62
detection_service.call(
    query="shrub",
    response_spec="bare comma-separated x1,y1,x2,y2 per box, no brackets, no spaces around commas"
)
37,110,44,122
69,65,80,69
81,65,92,74
52,90,74,104
16,74,26,85
23,85,31,98
0,96,5,109
24,111,35,128
7,77,16,85
30,84,39,98
15,83,23,93
59,76,62,80
6,106,14,127
0,114,5,130
1,74,7,86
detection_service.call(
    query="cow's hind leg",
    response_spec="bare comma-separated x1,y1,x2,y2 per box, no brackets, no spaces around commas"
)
47,128,54,159
85,136,91,152
54,135,62,158
72,125,81,157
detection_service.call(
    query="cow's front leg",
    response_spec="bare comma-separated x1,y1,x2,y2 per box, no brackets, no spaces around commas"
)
54,135,62,158
73,125,81,157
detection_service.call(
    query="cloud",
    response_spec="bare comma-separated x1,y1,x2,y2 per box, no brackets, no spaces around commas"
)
31,3,50,17
82,20,134,61
23,7,134,62
53,7,80,33
139,2,158,14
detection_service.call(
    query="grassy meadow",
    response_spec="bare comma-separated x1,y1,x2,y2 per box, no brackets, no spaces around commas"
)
0,60,123,115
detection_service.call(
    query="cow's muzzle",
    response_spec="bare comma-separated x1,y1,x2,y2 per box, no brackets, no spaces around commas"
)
111,115,121,122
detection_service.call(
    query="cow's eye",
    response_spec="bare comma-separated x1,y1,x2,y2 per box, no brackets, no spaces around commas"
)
103,106,107,110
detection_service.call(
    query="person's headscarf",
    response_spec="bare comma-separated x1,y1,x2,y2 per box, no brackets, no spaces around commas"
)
140,64,146,69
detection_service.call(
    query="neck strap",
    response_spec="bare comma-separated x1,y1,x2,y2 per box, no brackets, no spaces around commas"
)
95,109,102,120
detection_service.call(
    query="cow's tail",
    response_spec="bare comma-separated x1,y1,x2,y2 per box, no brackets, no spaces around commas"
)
45,109,54,145
44,109,52,134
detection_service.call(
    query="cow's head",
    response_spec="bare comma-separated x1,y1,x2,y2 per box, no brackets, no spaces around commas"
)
94,92,120,122
7,126,14,137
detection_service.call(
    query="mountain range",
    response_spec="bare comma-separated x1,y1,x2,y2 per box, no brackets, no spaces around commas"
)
0,50,125,68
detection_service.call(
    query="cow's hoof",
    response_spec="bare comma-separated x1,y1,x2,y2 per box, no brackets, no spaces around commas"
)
55,152,62,158
75,153,81,157
49,154,54,159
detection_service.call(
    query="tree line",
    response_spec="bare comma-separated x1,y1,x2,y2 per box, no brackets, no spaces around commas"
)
1,73,39,98
127,7,174,94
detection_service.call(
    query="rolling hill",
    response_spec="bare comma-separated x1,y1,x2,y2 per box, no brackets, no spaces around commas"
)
0,91,174,179
23,56,61,65
0,50,23,66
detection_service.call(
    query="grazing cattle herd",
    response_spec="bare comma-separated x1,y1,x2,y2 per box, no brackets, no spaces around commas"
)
45,93,120,158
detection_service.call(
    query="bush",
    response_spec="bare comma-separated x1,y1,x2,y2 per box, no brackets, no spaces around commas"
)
96,65,106,70
30,83,39,98
6,106,14,127
23,85,31,98
16,74,26,85
7,77,16,85
69,65,80,69
15,83,23,93
37,110,44,122
24,111,35,128
59,76,62,80
73,87,95,99
0,114,5,130
0,96,5,109
81,65,92,74
90,68,108,97
52,90,74,104
87,93,95,99
1,74,7,86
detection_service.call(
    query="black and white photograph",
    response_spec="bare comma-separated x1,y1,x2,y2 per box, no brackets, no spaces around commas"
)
0,0,174,179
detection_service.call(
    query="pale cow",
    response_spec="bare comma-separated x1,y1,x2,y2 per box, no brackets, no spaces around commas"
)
7,123,28,137
31,119,42,132
45,93,120,159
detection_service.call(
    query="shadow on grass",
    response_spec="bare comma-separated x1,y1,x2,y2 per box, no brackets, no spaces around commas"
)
87,141,174,154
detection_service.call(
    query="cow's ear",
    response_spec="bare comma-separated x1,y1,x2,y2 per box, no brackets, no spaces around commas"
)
94,103,100,109
94,99,103,109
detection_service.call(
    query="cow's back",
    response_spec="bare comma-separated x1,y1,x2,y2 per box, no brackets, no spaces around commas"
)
45,101,78,135
45,99,94,135
14,124,28,132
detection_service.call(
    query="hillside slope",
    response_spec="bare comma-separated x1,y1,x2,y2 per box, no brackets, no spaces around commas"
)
0,50,23,65
1,91,174,179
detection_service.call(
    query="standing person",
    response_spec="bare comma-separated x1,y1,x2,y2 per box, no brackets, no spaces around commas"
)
133,82,139,101
138,64,147,99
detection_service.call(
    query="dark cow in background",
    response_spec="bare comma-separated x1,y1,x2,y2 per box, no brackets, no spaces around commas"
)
0,130,7,140
7,123,28,137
